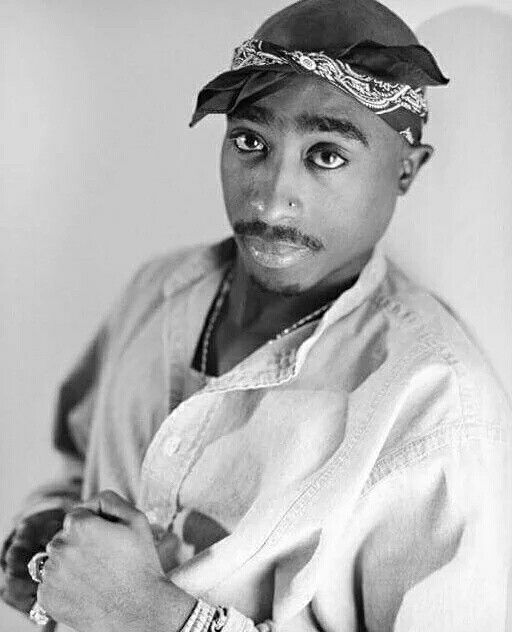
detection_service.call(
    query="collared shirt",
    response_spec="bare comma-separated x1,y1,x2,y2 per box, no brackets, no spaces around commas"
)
26,238,511,631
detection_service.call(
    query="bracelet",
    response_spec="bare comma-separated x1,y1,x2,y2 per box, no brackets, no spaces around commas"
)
180,600,229,632
210,606,228,631
180,599,215,632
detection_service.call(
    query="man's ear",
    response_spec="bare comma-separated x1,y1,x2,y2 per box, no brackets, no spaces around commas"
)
398,144,434,195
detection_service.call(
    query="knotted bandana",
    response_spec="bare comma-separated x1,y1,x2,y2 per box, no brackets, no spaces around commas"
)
190,0,449,145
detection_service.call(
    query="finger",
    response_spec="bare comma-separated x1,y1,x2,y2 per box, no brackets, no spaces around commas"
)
4,542,41,577
9,532,42,555
36,583,51,618
3,573,37,598
1,575,37,613
81,490,140,525
60,507,97,538
48,508,108,550
1,588,36,614
16,510,65,544
0,530,16,571
15,520,42,541
37,520,66,547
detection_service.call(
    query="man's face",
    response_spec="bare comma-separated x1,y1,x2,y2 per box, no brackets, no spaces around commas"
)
220,74,407,295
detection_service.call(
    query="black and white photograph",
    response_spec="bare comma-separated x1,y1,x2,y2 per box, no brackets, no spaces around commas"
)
1,1,511,630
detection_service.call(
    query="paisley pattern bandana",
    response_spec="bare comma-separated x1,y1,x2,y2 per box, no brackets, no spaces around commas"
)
189,0,450,146
190,38,448,146
230,39,426,145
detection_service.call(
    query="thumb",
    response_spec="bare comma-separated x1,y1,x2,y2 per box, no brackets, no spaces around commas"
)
80,490,139,525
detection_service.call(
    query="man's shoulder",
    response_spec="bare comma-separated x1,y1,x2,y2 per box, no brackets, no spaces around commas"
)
378,259,488,370
105,238,232,337
356,261,511,487
120,237,234,303
130,238,232,295
369,259,510,442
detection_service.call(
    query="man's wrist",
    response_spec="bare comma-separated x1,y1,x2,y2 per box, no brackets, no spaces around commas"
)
150,577,198,632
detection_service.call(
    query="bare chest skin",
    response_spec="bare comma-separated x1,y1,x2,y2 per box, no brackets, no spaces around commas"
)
206,254,364,376
211,315,273,376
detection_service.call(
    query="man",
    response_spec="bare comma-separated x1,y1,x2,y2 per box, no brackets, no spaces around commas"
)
1,0,510,630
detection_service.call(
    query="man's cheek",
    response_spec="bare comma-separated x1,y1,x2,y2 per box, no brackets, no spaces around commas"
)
224,169,260,217
225,190,252,227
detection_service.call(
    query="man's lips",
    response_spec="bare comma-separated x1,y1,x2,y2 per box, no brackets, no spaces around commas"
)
241,235,313,269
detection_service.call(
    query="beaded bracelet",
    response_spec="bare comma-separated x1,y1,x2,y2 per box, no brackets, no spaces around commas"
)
180,600,228,632
210,606,228,631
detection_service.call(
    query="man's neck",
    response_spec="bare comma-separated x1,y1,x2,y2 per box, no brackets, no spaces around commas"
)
224,250,372,338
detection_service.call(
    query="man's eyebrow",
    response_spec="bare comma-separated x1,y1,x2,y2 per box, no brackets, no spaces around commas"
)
228,105,370,148
295,113,370,147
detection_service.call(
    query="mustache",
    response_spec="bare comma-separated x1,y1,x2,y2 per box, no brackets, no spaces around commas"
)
233,220,324,252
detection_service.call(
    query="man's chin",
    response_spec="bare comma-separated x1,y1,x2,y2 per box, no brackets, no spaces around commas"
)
247,272,305,297
236,236,319,295
240,253,316,296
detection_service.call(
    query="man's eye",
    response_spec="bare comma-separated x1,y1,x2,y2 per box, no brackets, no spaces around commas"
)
233,133,265,153
308,149,346,169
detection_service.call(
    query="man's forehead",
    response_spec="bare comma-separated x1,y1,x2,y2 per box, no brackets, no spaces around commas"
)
245,72,374,113
228,78,377,146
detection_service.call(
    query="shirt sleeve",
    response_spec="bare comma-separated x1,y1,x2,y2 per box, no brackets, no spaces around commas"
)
14,255,171,523
13,324,108,522
389,434,511,632
315,430,511,632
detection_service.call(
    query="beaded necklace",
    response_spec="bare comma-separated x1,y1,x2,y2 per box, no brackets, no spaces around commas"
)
200,266,334,376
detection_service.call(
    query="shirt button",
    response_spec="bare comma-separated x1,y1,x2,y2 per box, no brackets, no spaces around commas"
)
145,509,158,524
164,436,181,456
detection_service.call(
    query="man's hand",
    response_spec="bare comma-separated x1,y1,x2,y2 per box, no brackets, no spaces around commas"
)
0,508,65,615
38,490,196,632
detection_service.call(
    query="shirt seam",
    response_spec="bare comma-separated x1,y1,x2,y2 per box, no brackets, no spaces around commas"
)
361,420,506,498
202,343,431,591
371,290,482,425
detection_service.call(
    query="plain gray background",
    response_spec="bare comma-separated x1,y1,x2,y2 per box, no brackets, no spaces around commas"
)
1,1,511,630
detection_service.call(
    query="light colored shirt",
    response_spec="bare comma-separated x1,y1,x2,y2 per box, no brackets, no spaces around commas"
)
24,238,512,631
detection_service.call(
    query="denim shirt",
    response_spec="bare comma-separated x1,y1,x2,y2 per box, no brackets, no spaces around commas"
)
25,238,511,631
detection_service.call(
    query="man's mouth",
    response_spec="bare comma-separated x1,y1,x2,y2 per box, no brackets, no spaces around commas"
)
241,235,313,269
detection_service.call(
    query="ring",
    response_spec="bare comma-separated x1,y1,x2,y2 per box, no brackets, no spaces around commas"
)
28,552,48,584
29,601,50,626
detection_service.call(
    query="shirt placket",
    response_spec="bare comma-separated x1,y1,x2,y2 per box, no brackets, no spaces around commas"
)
138,345,299,532
138,247,387,534
138,268,299,531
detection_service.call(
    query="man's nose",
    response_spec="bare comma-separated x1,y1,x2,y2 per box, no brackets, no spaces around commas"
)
248,154,303,221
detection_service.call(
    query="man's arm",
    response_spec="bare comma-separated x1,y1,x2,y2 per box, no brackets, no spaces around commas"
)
390,434,510,631
310,426,511,632
16,329,106,523
36,491,272,632
1,251,188,617
0,324,107,616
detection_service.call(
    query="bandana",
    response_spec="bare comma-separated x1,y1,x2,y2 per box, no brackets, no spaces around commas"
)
189,1,449,145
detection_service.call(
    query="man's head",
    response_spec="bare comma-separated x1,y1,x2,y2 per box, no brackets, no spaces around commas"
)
220,72,431,294
191,0,448,295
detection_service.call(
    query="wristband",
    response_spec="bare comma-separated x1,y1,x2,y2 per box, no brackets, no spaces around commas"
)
180,600,229,632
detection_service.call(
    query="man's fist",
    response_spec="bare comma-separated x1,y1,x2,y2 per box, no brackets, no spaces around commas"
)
0,508,66,614
36,491,195,632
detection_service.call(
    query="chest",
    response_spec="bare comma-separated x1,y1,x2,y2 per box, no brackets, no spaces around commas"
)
211,325,273,376
176,386,349,532
93,286,388,522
